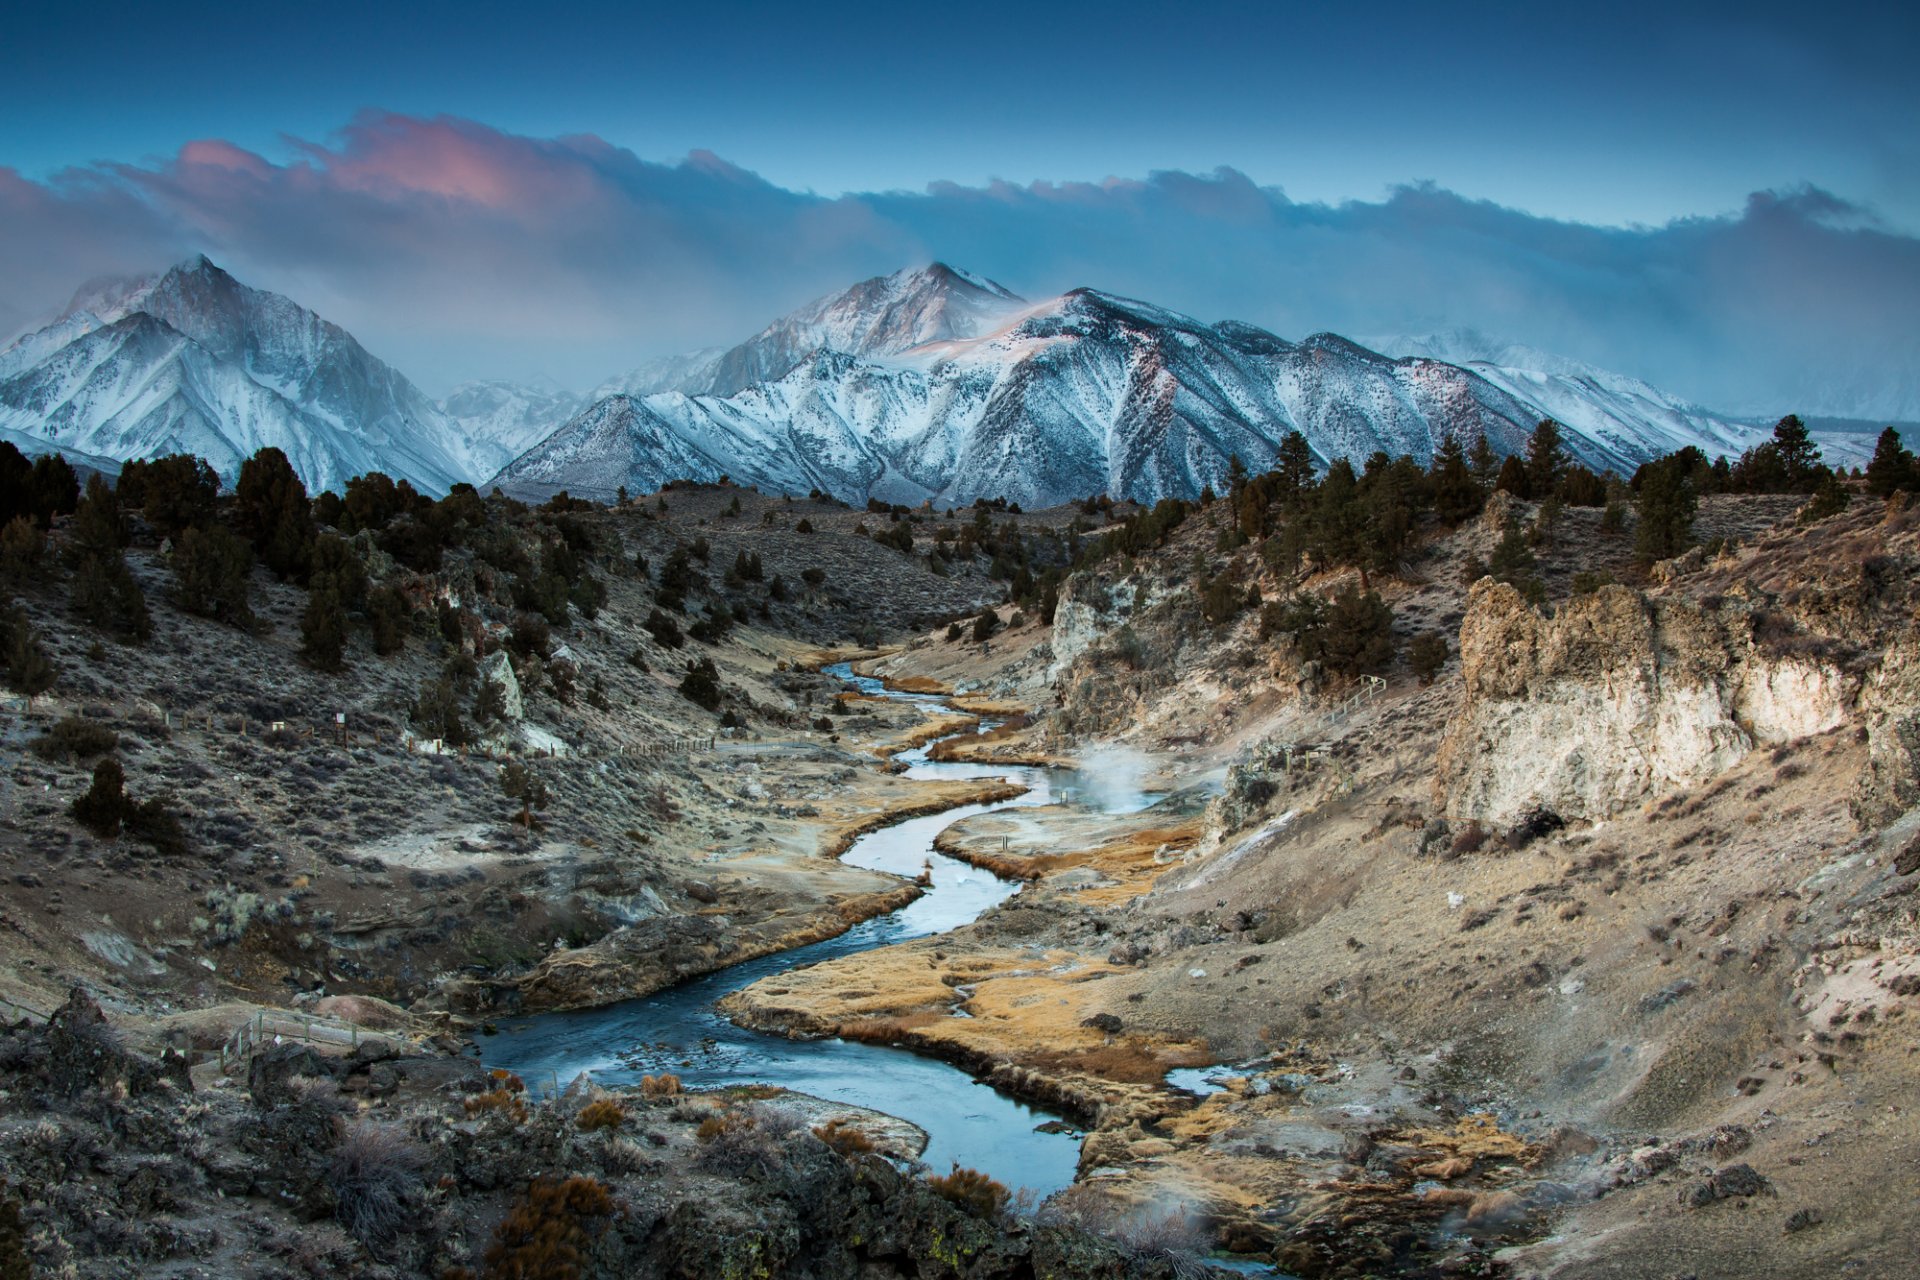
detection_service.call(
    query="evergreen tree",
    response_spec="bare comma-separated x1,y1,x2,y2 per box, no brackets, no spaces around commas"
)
123,454,219,537
1275,431,1315,501
171,524,255,627
1634,454,1697,564
1771,414,1822,489
1865,427,1915,497
1409,632,1449,685
26,454,78,527
1524,419,1568,497
1429,435,1483,526
300,586,348,672
308,533,369,611
72,757,127,838
1467,435,1499,491
70,475,126,559
235,447,315,579
1310,458,1367,576
0,443,29,527
367,583,409,656
1488,527,1545,604
1495,454,1531,498
1797,473,1851,526
2,608,56,701
411,676,469,745
69,551,151,643
1301,584,1395,677
0,517,47,587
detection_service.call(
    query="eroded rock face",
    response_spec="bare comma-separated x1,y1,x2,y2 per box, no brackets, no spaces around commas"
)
1436,581,1852,823
1856,624,1920,825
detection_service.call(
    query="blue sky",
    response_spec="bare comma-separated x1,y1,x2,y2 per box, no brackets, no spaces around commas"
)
1,1,1916,414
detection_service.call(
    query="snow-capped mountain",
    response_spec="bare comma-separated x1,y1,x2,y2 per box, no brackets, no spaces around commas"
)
436,378,579,472
687,264,1026,397
1379,330,1879,469
0,257,523,495
588,349,724,402
495,283,1582,507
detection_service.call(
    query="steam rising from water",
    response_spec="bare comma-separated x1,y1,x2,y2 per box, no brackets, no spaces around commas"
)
1076,745,1153,814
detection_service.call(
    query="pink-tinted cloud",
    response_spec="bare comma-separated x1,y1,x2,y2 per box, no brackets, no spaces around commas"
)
1,111,1916,420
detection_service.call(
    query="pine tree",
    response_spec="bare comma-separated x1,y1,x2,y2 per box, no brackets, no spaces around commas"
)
1797,473,1851,526
300,586,348,672
1430,435,1483,526
1865,427,1915,497
172,524,255,626
70,475,126,559
1495,454,1531,498
3,609,56,702
1467,435,1500,492
1771,415,1822,489
1524,419,1568,498
1488,527,1545,604
1635,455,1697,564
0,517,47,587
367,583,409,656
72,757,127,837
1310,458,1367,576
1275,431,1315,501
70,552,151,643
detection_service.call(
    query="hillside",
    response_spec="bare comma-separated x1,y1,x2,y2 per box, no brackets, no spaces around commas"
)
1,431,1917,1277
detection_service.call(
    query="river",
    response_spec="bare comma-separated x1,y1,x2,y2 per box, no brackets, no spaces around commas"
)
484,662,1153,1197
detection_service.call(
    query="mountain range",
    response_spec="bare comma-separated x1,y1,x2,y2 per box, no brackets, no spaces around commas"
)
0,257,1883,505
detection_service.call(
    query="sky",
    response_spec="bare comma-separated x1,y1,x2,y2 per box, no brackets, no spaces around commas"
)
2,0,1917,413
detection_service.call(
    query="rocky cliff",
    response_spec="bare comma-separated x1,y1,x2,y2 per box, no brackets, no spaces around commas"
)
1436,580,1854,823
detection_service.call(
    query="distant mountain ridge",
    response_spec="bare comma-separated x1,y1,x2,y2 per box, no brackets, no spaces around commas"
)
493,270,1791,507
0,257,546,494
0,258,1869,505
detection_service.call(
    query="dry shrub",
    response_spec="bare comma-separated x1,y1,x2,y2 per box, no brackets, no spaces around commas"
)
481,1176,615,1280
813,1118,875,1158
329,1119,423,1248
466,1070,529,1122
928,1165,1009,1218
574,1098,626,1132
1450,822,1489,856
30,716,118,763
695,1108,788,1180
1040,1185,1211,1278
638,1073,681,1098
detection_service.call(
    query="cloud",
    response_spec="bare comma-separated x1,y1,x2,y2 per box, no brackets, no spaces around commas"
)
2,111,1916,419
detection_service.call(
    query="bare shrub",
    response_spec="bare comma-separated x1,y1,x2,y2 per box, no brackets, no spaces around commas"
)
813,1118,875,1158
575,1098,626,1132
695,1109,787,1181
329,1119,423,1247
928,1165,1009,1218
1450,822,1489,856
481,1175,615,1279
638,1073,681,1098
1040,1185,1212,1278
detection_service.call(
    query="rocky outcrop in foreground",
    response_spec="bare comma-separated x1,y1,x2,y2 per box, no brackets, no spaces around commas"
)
0,991,1219,1278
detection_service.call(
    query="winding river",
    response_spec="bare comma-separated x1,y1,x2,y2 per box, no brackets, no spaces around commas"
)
485,663,1153,1196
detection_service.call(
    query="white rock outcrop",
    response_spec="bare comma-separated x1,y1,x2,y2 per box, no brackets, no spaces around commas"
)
1436,581,1853,824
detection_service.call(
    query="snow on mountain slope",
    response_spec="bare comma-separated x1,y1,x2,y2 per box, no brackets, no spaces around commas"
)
0,257,534,494
495,284,1574,507
690,264,1027,397
1377,330,1872,467
589,349,723,401
437,378,580,472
